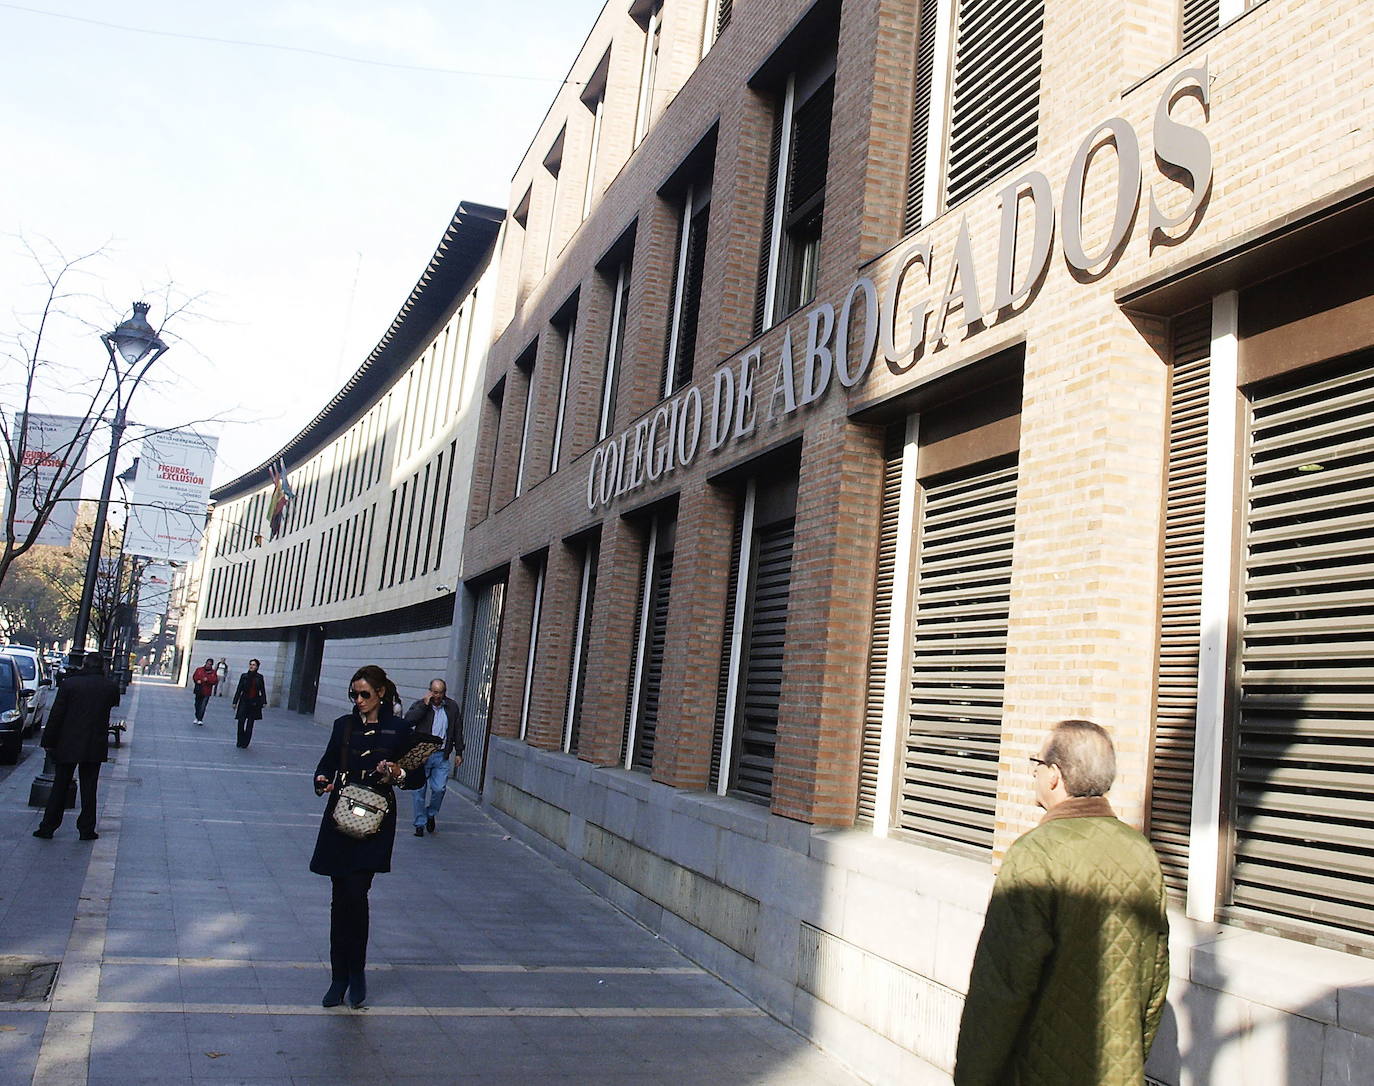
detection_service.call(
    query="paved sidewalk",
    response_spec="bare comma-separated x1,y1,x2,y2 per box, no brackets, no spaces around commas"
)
0,678,866,1085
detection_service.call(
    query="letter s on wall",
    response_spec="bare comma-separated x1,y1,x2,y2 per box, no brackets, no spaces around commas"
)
1149,60,1212,239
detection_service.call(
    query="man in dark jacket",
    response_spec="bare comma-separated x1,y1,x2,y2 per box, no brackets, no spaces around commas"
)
33,655,120,841
403,679,464,837
954,719,1170,1086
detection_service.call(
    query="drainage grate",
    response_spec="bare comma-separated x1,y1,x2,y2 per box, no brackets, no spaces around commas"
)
0,961,59,1002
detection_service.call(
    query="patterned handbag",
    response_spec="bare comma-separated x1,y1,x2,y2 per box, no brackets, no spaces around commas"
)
329,717,389,840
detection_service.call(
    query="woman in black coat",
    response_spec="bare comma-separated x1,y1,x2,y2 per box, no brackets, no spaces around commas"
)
311,664,419,1009
231,659,267,749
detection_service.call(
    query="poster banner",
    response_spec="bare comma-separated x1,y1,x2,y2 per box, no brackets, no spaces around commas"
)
123,430,218,562
3,413,92,548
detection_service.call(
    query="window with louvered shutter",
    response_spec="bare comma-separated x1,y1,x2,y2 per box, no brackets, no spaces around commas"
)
944,0,1043,210
1181,0,1220,50
710,514,746,792
858,427,906,823
456,580,505,794
1149,306,1212,895
753,107,785,336
904,0,941,234
777,75,834,317
631,535,674,772
731,518,795,802
665,201,710,396
717,0,733,37
565,544,598,755
1227,350,1374,943
600,260,631,441
898,454,1018,852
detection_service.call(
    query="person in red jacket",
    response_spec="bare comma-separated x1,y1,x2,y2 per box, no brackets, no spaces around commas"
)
192,657,219,725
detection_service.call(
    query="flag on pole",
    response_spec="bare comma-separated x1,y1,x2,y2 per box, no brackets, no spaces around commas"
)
266,458,295,540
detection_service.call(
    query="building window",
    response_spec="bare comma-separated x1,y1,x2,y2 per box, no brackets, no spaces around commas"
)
664,183,711,396
625,512,676,772
514,345,537,499
1227,350,1374,944
581,53,610,221
633,0,664,147
702,0,732,56
710,469,798,804
542,130,565,274
564,540,598,755
549,305,577,473
599,258,632,442
519,553,547,742
758,56,835,331
905,0,1043,233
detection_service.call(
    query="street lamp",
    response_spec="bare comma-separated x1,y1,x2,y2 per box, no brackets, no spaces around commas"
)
69,303,170,668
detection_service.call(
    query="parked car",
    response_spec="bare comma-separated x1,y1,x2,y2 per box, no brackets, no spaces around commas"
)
0,645,55,734
0,654,25,764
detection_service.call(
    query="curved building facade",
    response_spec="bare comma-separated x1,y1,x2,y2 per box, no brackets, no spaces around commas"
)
459,1,1374,1082
186,201,502,782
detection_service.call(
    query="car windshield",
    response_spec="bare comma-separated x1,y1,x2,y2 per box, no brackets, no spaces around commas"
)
3,654,35,680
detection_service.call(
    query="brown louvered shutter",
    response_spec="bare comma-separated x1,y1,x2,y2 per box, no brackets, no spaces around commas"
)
716,0,733,37
945,0,1043,209
1181,0,1219,50
786,76,833,221
565,547,598,755
858,427,905,823
631,536,675,772
898,455,1018,852
1149,305,1213,894
709,514,746,792
1228,350,1374,941
753,106,785,335
904,0,940,234
731,519,795,802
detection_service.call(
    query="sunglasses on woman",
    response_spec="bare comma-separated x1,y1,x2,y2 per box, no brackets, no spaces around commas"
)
347,688,377,701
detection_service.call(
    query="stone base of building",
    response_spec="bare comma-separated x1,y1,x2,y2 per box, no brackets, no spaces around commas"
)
483,738,1374,1086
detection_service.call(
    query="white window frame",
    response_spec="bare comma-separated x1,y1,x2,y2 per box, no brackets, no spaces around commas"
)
716,480,756,795
514,359,537,498
599,263,629,441
918,0,957,228
549,313,576,472
664,186,696,395
761,76,795,330
563,548,595,753
582,91,605,222
873,416,921,836
1186,290,1240,922
633,1,664,147
518,557,546,741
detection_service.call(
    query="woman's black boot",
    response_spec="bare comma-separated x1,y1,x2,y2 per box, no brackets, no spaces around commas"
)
321,979,348,1008
347,971,366,1009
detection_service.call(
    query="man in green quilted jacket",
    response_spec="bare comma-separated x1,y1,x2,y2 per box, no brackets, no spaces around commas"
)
954,719,1170,1086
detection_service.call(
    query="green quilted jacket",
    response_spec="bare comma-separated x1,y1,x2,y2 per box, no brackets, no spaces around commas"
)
954,797,1170,1086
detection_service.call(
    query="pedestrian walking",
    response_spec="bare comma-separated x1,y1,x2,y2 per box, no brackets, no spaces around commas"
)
403,678,465,837
215,658,230,696
191,658,218,724
953,719,1170,1086
32,654,120,841
231,659,267,748
310,664,420,1009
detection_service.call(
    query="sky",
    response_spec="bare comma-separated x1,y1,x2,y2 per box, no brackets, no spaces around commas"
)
0,0,606,491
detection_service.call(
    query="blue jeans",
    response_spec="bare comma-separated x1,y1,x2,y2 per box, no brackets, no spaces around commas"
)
412,751,450,827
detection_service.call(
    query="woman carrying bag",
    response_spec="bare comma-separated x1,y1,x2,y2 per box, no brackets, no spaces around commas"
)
231,659,267,749
310,664,419,1009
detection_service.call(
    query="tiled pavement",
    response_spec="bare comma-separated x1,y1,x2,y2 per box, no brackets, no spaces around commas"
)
0,678,866,1085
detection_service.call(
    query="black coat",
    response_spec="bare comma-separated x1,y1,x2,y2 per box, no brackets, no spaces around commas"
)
309,710,420,877
403,696,465,758
42,672,120,764
232,672,267,722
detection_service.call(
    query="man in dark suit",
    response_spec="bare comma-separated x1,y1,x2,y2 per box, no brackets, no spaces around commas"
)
403,679,464,837
33,655,120,841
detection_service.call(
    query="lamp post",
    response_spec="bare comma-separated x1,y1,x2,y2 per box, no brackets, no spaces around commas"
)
69,303,170,668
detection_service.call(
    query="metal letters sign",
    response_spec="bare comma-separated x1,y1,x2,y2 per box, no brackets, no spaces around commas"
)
587,63,1212,510
4,412,92,547
123,429,219,561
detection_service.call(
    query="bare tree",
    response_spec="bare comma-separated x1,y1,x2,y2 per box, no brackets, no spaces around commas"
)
0,238,217,597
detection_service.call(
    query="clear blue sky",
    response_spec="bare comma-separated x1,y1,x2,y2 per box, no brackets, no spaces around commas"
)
0,1,605,485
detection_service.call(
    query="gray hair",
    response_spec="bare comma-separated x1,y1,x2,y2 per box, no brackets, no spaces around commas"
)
1043,719,1116,797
